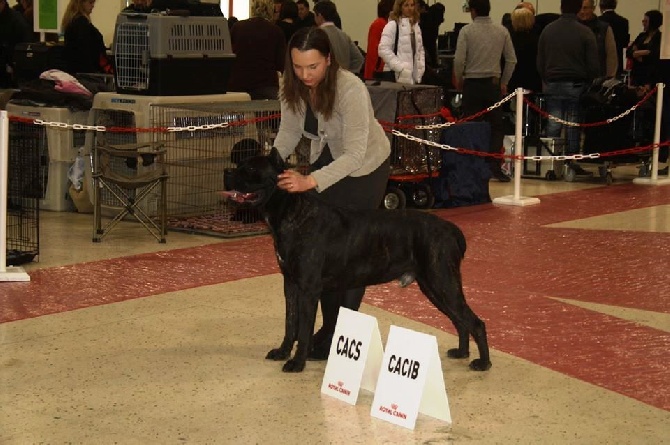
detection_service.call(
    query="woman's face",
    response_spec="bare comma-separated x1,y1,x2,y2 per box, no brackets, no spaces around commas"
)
291,48,330,89
401,0,415,18
642,15,649,32
83,0,95,15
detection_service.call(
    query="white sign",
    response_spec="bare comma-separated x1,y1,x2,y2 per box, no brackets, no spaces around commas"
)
320,308,384,405
370,325,451,430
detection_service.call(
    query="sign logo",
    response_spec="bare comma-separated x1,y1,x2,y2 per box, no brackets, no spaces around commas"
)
378,402,407,420
326,380,351,396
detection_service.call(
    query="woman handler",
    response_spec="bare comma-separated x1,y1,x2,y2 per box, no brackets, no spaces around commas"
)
273,26,390,359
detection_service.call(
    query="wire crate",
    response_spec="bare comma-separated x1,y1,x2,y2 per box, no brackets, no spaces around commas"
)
6,122,40,265
113,14,235,96
392,86,443,175
83,92,250,219
151,100,282,238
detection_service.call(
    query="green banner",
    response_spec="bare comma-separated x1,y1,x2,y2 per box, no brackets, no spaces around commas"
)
37,0,58,31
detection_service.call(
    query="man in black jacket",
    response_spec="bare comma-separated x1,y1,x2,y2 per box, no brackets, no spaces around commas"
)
598,0,629,76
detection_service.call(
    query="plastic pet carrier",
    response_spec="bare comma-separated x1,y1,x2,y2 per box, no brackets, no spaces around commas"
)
112,13,235,96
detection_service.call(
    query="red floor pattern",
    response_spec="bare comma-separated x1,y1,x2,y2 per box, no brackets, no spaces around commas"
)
2,183,669,411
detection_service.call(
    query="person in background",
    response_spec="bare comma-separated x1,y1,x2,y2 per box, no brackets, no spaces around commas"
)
598,0,628,76
272,0,283,22
578,0,617,79
453,0,516,182
420,2,445,69
508,6,541,93
296,0,315,28
273,26,390,360
537,0,599,176
62,0,112,75
378,0,425,85
227,0,285,100
626,10,663,88
276,0,299,43
12,0,34,40
0,0,31,87
364,0,394,80
313,0,363,73
516,1,535,15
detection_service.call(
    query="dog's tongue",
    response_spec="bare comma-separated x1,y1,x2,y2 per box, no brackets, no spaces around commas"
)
218,190,255,203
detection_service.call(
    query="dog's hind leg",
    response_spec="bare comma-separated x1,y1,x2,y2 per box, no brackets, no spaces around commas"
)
460,304,491,371
417,277,491,371
266,279,300,362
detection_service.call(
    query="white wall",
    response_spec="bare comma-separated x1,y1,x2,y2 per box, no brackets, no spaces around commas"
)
90,0,128,46
82,0,663,50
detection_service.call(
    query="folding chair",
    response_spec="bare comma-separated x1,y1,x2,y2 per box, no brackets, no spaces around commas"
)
92,141,168,243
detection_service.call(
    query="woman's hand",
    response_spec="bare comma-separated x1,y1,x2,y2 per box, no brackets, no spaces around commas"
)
633,49,650,61
277,170,318,193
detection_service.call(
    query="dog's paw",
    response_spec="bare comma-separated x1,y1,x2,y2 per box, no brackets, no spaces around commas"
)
446,348,470,359
266,348,291,361
282,359,306,373
469,359,492,371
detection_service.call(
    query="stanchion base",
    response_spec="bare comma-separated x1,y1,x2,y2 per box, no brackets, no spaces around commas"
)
493,195,541,206
0,266,31,282
632,177,670,186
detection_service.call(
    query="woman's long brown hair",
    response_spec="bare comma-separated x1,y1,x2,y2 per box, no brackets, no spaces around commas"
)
281,27,341,120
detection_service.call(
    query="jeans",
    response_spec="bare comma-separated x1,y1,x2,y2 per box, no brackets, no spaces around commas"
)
544,81,587,155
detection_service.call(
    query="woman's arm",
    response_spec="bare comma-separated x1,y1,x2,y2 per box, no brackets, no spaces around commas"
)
273,98,305,161
378,20,404,73
626,32,644,58
310,77,370,191
414,22,425,82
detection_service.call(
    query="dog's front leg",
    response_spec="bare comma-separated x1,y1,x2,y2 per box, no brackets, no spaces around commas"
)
282,288,320,373
266,278,300,362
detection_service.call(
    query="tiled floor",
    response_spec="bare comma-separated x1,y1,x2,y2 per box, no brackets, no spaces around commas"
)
1,166,669,444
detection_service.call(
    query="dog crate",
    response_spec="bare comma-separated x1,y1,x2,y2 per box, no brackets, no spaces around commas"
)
113,13,235,96
6,122,40,265
83,91,250,219
151,100,283,237
6,104,89,211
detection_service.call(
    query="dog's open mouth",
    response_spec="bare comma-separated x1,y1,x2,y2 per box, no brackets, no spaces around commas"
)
218,190,261,204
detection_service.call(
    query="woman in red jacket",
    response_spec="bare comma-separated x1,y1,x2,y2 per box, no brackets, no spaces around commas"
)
364,0,394,80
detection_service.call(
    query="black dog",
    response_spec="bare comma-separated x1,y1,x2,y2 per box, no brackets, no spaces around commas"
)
223,148,491,373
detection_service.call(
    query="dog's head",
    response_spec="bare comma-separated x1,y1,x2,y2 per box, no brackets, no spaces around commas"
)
221,147,286,207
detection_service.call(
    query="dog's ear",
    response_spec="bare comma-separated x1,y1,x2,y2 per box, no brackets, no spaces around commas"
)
268,147,286,172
